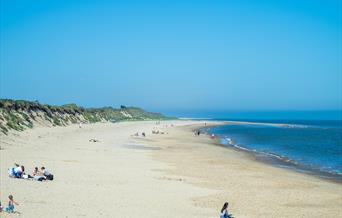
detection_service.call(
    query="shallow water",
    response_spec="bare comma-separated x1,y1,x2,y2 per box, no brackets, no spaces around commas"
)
203,120,342,181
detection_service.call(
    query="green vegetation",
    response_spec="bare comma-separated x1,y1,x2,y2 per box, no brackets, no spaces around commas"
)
0,99,170,134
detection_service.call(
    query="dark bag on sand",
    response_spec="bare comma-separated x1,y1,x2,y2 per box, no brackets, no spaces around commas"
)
38,177,45,182
46,174,54,180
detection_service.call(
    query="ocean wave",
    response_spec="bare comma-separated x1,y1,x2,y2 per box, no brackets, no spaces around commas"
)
222,137,252,152
279,124,310,128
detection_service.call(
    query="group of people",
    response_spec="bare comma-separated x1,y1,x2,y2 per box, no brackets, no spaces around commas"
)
132,132,146,137
8,163,54,182
3,164,54,213
152,129,165,134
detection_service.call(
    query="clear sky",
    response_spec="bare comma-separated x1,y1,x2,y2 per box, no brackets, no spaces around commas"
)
1,0,341,114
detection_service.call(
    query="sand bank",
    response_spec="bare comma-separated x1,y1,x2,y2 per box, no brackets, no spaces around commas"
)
0,121,341,217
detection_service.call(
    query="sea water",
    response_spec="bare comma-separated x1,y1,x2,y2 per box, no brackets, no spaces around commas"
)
202,120,342,181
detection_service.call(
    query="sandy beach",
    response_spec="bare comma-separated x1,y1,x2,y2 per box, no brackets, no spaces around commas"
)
1,121,341,218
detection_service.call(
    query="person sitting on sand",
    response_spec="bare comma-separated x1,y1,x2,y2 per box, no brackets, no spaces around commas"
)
220,202,233,218
32,167,46,181
32,167,41,176
8,164,25,178
41,167,54,180
5,195,19,213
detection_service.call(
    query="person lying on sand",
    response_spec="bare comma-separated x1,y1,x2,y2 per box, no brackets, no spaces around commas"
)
8,164,25,178
5,195,19,213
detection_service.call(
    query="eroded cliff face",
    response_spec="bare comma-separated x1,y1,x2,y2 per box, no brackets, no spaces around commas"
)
0,99,168,134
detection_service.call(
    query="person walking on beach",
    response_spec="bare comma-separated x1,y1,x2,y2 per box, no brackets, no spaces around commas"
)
220,202,232,218
5,195,19,213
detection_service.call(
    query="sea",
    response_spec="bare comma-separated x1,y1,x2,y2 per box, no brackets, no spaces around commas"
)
200,119,342,181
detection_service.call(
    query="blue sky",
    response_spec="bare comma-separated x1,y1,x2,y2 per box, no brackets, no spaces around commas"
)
1,0,341,114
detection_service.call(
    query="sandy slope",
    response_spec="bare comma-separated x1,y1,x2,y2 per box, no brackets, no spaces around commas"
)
0,121,341,218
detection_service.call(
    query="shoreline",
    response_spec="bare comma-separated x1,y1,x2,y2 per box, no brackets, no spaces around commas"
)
211,136,342,184
1,120,341,217
198,122,342,183
145,122,342,217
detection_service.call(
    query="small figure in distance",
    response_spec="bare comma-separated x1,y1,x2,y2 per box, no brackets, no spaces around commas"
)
5,195,19,213
8,164,25,178
220,202,233,218
32,167,46,181
41,167,54,180
142,132,146,137
0,197,3,212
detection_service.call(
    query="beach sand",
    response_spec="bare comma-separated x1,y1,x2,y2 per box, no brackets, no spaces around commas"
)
0,121,341,217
